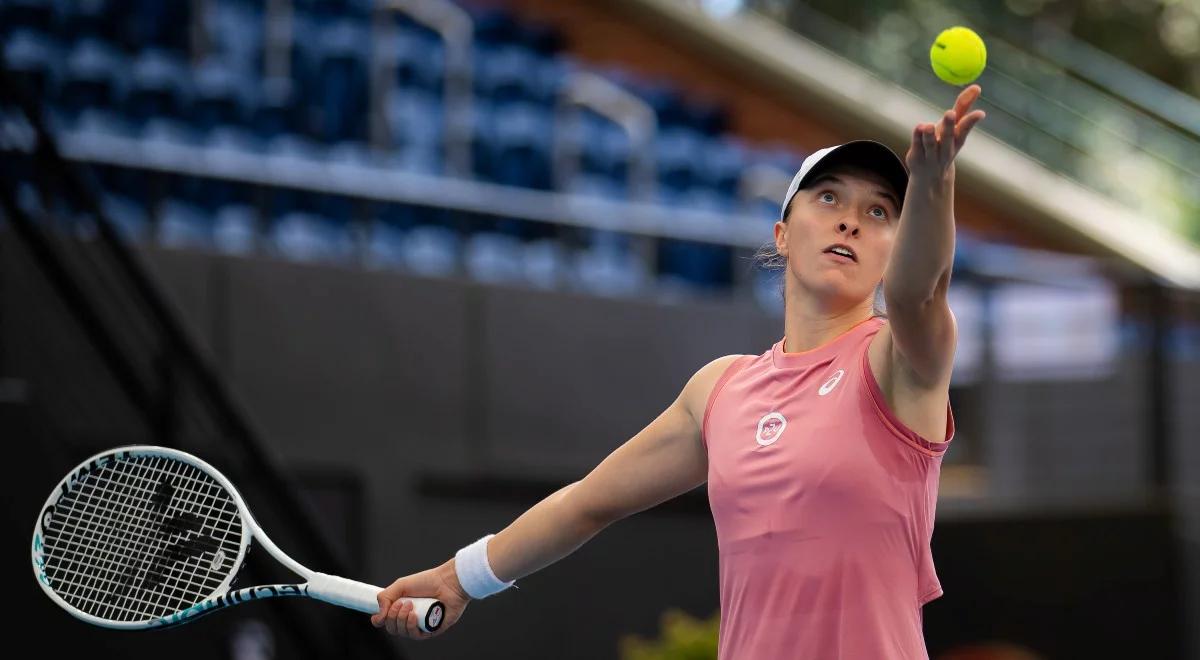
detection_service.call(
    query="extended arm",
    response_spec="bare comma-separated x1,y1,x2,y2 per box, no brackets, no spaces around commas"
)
883,85,985,386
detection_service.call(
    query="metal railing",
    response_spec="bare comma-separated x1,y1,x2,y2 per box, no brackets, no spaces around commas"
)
371,0,474,176
553,71,658,201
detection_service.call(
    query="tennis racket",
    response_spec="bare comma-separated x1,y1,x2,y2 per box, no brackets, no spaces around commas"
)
31,445,444,633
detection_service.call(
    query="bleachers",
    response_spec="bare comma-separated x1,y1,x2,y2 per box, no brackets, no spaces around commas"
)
4,0,1196,361
3,0,816,297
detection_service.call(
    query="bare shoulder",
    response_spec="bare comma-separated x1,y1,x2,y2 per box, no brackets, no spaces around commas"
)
679,354,750,426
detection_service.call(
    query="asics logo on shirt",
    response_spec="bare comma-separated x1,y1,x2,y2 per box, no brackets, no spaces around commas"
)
818,369,845,396
755,412,787,446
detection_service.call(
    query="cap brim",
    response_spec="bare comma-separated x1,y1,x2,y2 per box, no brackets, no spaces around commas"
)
796,140,908,209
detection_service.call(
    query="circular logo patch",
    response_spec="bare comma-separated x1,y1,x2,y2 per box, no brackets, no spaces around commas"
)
755,412,787,446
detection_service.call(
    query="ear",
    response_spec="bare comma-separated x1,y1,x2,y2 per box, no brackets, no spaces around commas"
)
773,220,788,256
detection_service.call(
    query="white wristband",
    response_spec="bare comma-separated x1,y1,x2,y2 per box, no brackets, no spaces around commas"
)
454,534,516,599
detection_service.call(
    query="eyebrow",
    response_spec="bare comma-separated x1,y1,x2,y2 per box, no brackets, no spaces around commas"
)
808,174,900,214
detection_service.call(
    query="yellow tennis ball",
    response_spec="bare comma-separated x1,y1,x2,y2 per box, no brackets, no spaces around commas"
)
930,26,987,85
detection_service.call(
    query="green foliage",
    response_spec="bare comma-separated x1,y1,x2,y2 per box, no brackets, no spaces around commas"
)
619,609,720,660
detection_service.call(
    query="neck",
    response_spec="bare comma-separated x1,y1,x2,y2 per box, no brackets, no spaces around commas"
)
781,284,876,354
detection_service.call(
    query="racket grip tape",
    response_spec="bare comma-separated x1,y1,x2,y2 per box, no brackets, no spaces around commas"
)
307,572,444,633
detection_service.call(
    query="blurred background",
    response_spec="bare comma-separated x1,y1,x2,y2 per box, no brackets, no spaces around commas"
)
2,0,1199,658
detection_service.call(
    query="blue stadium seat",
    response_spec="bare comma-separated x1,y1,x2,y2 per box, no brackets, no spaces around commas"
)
522,238,570,290
270,211,354,263
57,39,128,124
702,138,745,197
204,1,262,78
574,236,649,297
657,236,732,291
532,53,572,106
125,49,192,127
251,80,301,141
385,26,445,94
72,107,132,137
571,113,632,190
143,117,203,146
636,79,690,129
386,89,444,173
4,29,60,101
213,204,258,255
475,44,541,106
304,18,370,143
365,218,408,270
656,127,705,193
402,225,460,276
192,59,255,133
465,232,524,284
158,199,213,249
486,102,552,190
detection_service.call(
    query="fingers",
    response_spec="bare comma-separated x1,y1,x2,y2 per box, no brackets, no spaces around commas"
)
385,598,408,636
919,123,936,160
954,84,981,119
954,109,986,151
938,111,955,162
372,592,392,627
376,598,437,639
405,602,428,638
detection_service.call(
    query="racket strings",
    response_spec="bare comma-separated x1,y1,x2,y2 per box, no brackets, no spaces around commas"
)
49,457,241,620
40,454,244,622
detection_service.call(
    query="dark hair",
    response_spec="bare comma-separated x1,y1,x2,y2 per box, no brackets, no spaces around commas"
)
752,240,888,319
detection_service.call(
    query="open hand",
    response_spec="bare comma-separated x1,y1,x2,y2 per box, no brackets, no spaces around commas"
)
906,84,986,183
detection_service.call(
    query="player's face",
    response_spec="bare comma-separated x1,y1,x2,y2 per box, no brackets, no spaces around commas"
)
775,165,900,309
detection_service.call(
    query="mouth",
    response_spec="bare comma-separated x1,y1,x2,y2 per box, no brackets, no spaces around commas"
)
822,244,857,263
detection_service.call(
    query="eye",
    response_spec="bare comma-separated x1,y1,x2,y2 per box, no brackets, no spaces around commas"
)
819,191,836,204
869,206,888,220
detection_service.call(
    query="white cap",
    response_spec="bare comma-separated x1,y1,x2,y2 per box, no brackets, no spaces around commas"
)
779,140,908,221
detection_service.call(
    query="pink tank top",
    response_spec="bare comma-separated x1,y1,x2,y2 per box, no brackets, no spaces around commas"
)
703,316,954,659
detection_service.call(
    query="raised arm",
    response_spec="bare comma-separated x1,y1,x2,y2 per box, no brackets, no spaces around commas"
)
372,354,744,638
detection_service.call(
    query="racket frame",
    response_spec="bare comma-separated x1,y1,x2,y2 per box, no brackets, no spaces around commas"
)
31,446,438,631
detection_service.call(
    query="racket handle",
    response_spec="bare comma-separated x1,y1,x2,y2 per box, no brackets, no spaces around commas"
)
308,572,444,633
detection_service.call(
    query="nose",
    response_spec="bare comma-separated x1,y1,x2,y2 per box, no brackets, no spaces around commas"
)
837,218,860,236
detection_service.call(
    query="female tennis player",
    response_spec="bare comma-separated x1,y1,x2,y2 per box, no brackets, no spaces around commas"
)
373,84,986,658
